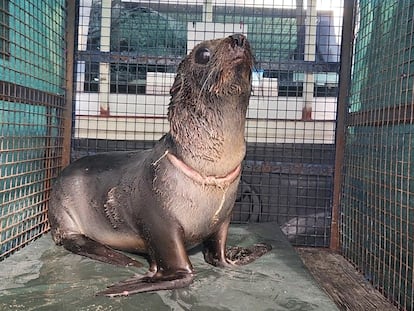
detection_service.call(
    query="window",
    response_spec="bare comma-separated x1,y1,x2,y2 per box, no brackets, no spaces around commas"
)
0,0,10,59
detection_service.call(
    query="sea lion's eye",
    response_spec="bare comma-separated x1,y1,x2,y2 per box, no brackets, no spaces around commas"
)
195,48,211,65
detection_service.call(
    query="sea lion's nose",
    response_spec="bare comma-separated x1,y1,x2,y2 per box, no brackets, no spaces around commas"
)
230,34,246,48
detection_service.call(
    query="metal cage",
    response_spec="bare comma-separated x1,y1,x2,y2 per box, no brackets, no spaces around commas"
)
2,0,414,309
0,0,67,259
73,0,342,248
339,1,414,309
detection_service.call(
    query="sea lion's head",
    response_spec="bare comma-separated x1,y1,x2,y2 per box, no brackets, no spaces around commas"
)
167,34,254,162
169,34,254,105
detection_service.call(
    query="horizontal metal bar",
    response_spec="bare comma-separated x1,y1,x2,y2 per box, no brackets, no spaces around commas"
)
94,2,333,19
347,104,414,126
244,160,334,176
77,50,180,67
0,80,65,107
260,61,340,73
76,50,340,73
73,113,336,123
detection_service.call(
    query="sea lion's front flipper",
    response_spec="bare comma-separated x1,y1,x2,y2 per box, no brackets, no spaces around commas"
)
96,271,194,297
61,233,143,267
97,219,195,297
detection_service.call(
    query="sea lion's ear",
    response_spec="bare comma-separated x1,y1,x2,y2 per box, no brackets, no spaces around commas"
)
170,73,182,97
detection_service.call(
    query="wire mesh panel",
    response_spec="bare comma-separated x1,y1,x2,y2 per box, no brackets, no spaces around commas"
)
341,1,414,309
73,0,343,247
0,1,66,260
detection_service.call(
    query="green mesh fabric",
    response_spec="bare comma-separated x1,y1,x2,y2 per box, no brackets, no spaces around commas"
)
341,1,414,309
0,0,66,260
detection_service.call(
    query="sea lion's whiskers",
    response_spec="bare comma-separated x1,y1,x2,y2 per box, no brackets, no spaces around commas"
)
152,150,169,167
198,69,216,101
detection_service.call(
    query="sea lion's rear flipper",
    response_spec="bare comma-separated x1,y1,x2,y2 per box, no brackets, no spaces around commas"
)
203,219,272,266
61,233,143,268
96,272,194,297
226,243,272,265
204,241,272,267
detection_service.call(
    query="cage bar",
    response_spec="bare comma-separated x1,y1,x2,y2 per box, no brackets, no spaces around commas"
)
0,0,67,260
341,1,414,309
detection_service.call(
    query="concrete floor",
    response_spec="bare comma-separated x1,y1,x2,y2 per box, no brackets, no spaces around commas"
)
0,223,338,311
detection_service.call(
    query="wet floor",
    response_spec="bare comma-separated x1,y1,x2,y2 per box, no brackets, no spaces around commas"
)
0,223,338,311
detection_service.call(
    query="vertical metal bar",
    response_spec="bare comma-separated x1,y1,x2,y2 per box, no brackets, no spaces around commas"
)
99,0,112,115
330,0,355,251
302,0,317,120
203,0,213,22
44,103,53,231
62,0,76,167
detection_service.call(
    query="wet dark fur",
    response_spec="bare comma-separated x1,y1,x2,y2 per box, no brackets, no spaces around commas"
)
48,35,270,297
168,36,253,173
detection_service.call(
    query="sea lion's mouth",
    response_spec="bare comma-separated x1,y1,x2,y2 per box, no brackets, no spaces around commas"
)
231,56,248,65
225,35,254,75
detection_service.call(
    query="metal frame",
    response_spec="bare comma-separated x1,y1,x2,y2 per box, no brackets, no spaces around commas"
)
331,0,356,250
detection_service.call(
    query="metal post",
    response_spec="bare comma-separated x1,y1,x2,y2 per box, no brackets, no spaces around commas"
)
203,0,213,22
62,0,77,167
330,0,355,251
302,0,317,120
99,0,112,115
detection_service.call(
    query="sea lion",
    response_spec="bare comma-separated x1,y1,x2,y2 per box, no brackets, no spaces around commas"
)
48,34,271,297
